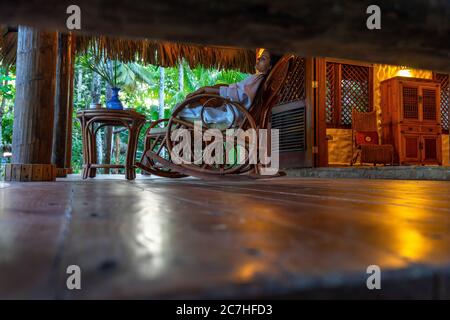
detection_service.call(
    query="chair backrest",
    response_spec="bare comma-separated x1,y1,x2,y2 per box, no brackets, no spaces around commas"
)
352,109,378,132
248,55,292,127
352,109,380,146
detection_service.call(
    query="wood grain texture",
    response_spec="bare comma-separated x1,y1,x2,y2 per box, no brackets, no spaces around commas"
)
11,26,57,164
51,33,70,169
0,176,449,299
381,77,443,165
65,34,75,171
4,164,57,181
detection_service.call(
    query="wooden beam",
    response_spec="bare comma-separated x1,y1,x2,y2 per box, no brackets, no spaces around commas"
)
51,32,70,175
314,58,329,167
11,26,57,177
103,127,113,174
65,33,75,173
304,57,315,168
0,1,449,72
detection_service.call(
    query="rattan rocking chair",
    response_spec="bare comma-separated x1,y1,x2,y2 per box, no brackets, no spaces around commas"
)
136,54,300,179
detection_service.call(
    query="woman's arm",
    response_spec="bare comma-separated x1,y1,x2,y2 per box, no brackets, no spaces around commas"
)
186,86,220,98
204,86,220,94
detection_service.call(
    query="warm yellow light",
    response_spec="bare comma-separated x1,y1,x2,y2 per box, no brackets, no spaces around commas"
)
235,261,267,281
380,181,432,261
256,48,266,59
396,67,412,77
395,228,428,260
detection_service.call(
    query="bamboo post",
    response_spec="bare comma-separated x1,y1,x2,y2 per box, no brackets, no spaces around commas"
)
8,26,57,181
65,33,75,174
52,32,70,177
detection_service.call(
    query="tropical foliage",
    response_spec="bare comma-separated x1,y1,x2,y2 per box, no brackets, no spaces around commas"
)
0,55,248,175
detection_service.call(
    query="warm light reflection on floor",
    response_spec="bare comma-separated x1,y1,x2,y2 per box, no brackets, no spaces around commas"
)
234,260,267,282
382,182,432,261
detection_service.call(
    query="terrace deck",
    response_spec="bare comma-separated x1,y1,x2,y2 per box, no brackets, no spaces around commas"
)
0,176,449,299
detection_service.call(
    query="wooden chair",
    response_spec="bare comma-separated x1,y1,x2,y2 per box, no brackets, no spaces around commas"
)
351,109,394,166
136,54,304,179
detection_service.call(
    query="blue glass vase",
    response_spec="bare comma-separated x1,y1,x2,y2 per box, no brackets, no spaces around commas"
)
106,87,124,110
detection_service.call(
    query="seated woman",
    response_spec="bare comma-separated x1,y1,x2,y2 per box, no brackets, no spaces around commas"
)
178,49,281,128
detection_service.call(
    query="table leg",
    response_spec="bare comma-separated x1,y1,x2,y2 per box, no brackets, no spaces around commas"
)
125,121,143,180
125,126,135,180
134,121,145,180
88,122,97,178
81,117,89,180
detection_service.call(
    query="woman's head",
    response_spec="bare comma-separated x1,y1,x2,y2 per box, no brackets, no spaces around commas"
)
255,49,282,74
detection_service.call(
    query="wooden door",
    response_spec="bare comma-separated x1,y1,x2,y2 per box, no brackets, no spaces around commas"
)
420,86,440,123
421,135,442,165
419,85,441,165
269,55,313,168
402,134,421,164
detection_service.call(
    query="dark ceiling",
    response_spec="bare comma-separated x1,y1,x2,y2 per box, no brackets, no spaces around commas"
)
0,0,449,72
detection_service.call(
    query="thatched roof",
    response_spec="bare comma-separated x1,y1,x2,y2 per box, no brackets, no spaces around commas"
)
76,35,256,73
0,27,256,73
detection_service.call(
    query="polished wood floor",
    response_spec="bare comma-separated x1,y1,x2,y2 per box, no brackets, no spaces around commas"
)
0,175,449,299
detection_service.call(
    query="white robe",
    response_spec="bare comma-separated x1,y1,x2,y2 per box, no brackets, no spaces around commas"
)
179,73,265,126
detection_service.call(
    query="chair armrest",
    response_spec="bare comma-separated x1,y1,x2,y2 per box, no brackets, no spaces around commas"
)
211,83,228,88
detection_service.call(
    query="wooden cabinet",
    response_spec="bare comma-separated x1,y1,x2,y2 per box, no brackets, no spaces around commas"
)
381,77,442,165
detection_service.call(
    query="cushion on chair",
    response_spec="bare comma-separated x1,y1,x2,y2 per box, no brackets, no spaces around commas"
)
356,131,379,145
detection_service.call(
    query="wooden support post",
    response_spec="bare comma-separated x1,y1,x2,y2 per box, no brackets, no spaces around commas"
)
52,32,70,177
104,127,113,174
65,33,75,174
115,133,121,174
304,57,315,168
103,85,113,174
9,26,57,181
314,57,329,167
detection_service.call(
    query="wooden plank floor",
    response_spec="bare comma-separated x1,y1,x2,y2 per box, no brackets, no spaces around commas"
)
0,176,449,299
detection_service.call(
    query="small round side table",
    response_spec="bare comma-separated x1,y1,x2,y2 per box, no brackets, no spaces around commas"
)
77,109,146,180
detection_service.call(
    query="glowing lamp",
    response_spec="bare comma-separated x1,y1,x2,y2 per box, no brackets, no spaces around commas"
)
397,66,412,77
256,48,265,59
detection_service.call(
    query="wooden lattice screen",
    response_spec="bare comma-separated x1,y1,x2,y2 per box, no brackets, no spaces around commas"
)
326,63,337,125
403,86,419,119
436,73,449,133
422,88,437,121
277,56,306,104
326,62,373,128
270,56,307,166
270,56,306,149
